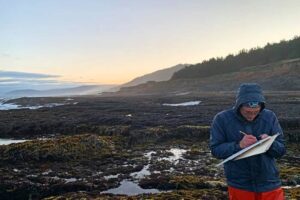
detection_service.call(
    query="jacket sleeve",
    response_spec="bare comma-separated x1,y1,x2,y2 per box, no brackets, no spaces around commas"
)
266,113,286,158
210,114,242,159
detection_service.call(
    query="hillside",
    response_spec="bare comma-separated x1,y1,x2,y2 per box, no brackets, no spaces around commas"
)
109,64,189,92
124,64,189,87
111,37,300,95
116,58,300,95
172,36,300,80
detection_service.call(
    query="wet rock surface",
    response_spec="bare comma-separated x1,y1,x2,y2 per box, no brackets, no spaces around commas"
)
0,92,299,199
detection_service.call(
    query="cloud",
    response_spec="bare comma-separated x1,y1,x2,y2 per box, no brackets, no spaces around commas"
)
1,53,11,58
0,70,60,79
0,77,61,85
0,70,81,95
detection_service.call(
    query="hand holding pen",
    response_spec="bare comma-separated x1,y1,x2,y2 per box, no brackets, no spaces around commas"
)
240,131,269,139
239,131,257,148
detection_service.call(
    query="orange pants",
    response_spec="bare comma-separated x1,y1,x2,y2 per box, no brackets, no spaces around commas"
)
228,186,285,200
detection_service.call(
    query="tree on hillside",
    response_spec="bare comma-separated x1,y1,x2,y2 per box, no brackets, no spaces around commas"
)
172,36,300,79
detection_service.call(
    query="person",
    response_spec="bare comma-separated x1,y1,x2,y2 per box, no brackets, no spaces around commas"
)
210,83,286,200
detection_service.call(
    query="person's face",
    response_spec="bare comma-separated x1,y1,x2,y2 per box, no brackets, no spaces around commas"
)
240,106,261,121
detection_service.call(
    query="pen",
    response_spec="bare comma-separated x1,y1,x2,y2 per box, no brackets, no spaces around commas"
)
239,130,248,136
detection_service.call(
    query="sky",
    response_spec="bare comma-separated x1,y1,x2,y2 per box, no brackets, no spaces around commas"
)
1,0,300,86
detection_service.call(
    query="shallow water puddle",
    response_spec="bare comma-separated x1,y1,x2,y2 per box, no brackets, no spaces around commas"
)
104,174,120,180
130,151,155,179
101,180,160,195
134,148,187,178
159,148,187,164
162,101,201,106
130,164,151,179
64,178,79,183
101,148,187,195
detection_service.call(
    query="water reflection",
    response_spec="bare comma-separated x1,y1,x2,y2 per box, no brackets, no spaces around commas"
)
158,148,187,164
101,148,187,195
101,180,159,195
130,164,150,179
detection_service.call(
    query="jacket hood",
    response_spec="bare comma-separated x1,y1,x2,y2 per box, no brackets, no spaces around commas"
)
234,83,265,111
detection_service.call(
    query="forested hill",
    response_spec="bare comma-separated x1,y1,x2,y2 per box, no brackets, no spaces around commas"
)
172,36,300,80
110,36,300,95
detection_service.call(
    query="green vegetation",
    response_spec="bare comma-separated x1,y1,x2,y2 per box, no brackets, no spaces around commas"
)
0,134,117,162
172,36,300,79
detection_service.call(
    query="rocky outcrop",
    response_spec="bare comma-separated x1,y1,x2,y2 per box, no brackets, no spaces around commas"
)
0,92,299,199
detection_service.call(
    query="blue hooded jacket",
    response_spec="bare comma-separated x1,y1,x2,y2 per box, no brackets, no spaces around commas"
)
210,83,286,192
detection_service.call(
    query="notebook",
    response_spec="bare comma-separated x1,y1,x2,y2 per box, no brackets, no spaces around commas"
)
216,133,280,167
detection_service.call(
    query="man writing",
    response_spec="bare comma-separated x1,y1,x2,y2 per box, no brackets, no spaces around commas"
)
210,83,285,200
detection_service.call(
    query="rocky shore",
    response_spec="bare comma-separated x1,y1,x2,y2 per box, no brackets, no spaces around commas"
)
0,92,299,199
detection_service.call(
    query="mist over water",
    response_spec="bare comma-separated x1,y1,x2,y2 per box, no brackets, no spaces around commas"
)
0,139,27,145
0,102,68,110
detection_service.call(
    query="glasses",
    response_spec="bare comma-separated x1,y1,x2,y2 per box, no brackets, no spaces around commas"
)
243,101,260,108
